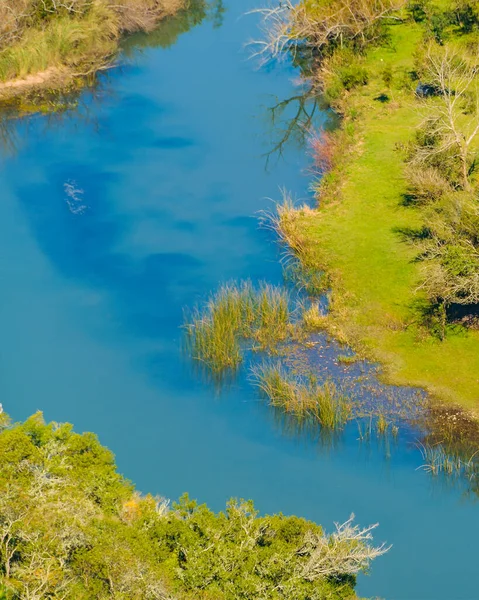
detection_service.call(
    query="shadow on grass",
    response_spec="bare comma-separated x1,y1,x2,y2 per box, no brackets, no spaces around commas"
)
374,93,390,103
392,224,430,242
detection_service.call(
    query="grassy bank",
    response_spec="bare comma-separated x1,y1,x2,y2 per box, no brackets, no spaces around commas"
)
0,0,186,100
268,5,479,409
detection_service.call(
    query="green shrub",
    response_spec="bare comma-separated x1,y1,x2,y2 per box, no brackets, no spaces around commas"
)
0,412,387,599
404,165,452,204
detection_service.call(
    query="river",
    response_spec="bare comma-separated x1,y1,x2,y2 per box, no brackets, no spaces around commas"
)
1,2,478,599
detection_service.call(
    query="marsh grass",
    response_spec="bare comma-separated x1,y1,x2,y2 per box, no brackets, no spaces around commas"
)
376,412,389,436
261,192,326,296
417,443,464,476
302,301,328,331
337,354,359,365
283,257,325,296
251,361,352,431
184,281,291,373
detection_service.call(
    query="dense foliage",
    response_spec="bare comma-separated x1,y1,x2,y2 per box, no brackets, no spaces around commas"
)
0,412,386,599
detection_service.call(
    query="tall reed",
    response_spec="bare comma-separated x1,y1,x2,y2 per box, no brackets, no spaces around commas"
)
184,281,291,372
251,361,352,431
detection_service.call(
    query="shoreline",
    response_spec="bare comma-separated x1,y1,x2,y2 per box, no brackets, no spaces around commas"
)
284,19,479,411
0,0,186,105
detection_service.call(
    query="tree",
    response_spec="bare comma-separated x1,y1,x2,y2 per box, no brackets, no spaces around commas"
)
0,413,388,599
413,45,479,190
252,0,404,64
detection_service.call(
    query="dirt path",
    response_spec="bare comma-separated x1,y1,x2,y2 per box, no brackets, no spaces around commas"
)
0,67,67,98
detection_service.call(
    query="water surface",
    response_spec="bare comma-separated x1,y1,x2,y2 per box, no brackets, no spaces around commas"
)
1,3,478,599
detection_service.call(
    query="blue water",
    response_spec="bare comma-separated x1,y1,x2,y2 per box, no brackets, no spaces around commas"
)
1,3,479,599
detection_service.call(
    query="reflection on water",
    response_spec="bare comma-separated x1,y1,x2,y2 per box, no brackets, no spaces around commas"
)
1,1,479,599
264,85,321,165
0,0,223,160
122,0,225,54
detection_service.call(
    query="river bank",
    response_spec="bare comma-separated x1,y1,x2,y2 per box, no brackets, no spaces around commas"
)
273,3,479,409
0,0,186,103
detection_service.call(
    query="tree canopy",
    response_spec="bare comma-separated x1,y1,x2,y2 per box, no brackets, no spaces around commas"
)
0,412,386,599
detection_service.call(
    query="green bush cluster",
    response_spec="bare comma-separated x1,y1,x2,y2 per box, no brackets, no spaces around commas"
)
407,0,479,42
0,412,382,599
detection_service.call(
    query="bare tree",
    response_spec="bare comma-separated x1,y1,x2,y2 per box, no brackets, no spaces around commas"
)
414,45,479,190
251,0,404,64
297,514,390,580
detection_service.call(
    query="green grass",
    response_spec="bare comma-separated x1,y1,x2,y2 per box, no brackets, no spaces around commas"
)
293,21,479,409
0,6,117,83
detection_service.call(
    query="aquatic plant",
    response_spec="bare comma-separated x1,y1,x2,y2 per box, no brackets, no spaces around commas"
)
417,442,463,476
302,301,327,330
184,281,291,372
376,412,390,436
251,361,352,431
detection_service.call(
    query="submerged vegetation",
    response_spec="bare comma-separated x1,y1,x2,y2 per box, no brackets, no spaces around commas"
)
0,411,388,599
253,0,479,406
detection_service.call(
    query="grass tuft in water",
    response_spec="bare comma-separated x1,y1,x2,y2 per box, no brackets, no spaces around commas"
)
417,443,464,476
302,301,328,331
376,412,390,437
251,361,352,431
184,281,291,372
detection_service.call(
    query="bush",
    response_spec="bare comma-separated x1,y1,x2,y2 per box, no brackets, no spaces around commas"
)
322,54,369,104
407,0,429,22
407,118,464,185
404,165,452,204
0,412,388,599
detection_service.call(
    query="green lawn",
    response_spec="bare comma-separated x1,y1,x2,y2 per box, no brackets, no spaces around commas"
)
303,22,479,408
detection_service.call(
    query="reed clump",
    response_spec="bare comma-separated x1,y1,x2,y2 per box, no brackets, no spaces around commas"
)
302,301,328,331
251,361,352,431
417,443,464,476
184,282,291,372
